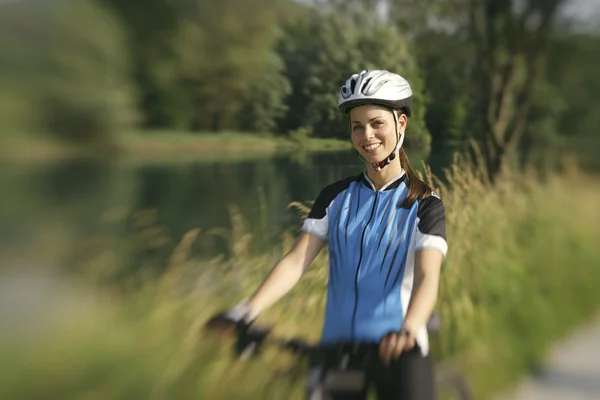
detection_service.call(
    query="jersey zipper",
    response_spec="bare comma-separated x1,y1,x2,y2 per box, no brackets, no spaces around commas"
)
350,190,379,341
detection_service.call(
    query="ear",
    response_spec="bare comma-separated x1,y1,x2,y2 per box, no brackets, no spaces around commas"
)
397,113,408,133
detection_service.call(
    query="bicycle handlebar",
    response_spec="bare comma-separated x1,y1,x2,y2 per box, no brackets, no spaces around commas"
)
232,311,443,360
234,324,319,360
234,324,384,364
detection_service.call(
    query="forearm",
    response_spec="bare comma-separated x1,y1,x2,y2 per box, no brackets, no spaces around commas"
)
402,274,439,333
244,232,325,317
402,249,443,333
246,256,305,316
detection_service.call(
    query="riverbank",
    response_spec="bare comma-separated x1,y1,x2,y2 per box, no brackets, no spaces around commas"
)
123,130,352,153
1,157,599,400
0,131,354,164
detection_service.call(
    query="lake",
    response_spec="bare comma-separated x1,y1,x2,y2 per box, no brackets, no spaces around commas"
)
1,145,458,279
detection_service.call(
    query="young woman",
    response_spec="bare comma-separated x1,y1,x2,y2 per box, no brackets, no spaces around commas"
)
206,70,447,400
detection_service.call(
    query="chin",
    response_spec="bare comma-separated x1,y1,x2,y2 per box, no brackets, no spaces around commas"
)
360,150,384,163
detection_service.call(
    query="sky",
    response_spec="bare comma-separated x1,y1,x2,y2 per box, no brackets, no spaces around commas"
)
1,0,599,23
296,0,600,22
560,0,600,31
563,0,600,16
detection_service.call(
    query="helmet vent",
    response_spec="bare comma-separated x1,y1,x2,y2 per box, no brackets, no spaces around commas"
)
350,78,357,94
361,78,372,94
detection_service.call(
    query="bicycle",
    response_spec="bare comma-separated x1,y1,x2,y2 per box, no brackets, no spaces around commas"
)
227,314,473,400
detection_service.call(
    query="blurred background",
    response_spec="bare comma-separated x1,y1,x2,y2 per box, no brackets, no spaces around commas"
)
0,0,599,399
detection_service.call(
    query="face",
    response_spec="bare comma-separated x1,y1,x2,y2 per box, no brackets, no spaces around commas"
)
350,105,406,163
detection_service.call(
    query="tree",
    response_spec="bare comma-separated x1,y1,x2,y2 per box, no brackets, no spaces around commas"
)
104,0,290,133
238,59,292,134
415,31,478,143
181,0,288,132
389,0,468,38
101,0,183,128
278,4,430,145
546,33,600,140
0,0,137,145
469,0,566,177
522,30,600,170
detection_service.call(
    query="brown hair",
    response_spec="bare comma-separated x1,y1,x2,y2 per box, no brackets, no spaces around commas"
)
398,147,432,208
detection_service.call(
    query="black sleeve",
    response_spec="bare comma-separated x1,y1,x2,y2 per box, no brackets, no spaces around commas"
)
417,194,446,240
307,177,356,220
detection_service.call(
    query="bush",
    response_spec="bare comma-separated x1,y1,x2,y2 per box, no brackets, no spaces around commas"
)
1,158,599,399
0,0,138,146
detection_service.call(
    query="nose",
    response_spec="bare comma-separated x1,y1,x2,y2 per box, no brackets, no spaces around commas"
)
363,125,376,140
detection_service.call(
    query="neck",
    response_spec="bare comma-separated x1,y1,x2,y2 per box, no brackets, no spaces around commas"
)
366,157,403,190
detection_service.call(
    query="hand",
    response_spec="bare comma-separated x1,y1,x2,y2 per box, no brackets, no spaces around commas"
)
379,328,416,366
203,301,257,339
203,312,244,339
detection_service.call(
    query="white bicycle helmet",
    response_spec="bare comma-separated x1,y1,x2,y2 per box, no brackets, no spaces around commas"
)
338,70,413,172
338,70,413,116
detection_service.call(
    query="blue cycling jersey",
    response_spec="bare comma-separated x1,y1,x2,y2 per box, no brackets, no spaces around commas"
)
302,170,447,355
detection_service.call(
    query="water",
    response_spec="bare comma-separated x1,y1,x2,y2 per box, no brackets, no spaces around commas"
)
1,146,449,277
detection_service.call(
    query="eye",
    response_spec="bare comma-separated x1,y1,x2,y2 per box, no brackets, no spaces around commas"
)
372,120,384,127
352,125,363,131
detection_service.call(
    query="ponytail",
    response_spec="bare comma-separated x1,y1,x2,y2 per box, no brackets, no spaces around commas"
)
398,147,432,208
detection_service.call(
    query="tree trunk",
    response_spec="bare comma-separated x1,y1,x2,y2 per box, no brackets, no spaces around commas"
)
469,0,563,182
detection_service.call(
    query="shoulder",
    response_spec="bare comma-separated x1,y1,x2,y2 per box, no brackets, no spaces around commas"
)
416,192,446,238
308,174,362,219
318,174,362,199
417,191,444,214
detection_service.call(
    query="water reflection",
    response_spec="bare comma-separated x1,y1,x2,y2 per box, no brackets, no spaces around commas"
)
2,147,447,277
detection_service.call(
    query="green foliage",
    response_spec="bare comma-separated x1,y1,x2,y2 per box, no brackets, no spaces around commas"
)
187,0,287,131
277,6,430,144
519,79,567,168
1,0,598,161
545,33,600,139
514,31,600,169
388,0,469,37
415,31,479,143
238,58,292,133
0,0,137,145
103,0,291,133
433,158,600,396
1,159,599,400
101,0,185,128
288,126,313,145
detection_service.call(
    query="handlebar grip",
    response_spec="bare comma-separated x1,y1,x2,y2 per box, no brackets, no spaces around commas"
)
284,338,312,354
234,324,273,359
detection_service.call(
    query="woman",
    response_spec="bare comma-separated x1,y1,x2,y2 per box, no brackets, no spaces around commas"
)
206,70,447,400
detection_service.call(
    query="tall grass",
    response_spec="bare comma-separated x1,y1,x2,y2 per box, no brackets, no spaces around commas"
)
1,156,599,399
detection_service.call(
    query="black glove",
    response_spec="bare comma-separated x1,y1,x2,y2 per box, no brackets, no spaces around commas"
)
204,301,257,338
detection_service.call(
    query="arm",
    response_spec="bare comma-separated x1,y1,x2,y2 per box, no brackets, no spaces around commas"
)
402,194,447,333
246,232,326,317
401,248,443,335
246,180,347,316
212,181,339,326
380,249,443,365
380,194,447,364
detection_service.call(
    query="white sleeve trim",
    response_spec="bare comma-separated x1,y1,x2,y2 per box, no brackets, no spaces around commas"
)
414,230,448,257
301,217,329,240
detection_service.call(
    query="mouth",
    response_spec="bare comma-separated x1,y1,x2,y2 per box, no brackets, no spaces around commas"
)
362,143,382,152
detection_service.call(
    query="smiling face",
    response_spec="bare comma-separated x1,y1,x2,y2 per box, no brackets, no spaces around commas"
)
350,104,406,164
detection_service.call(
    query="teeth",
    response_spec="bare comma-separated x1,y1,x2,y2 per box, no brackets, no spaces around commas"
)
364,143,381,151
